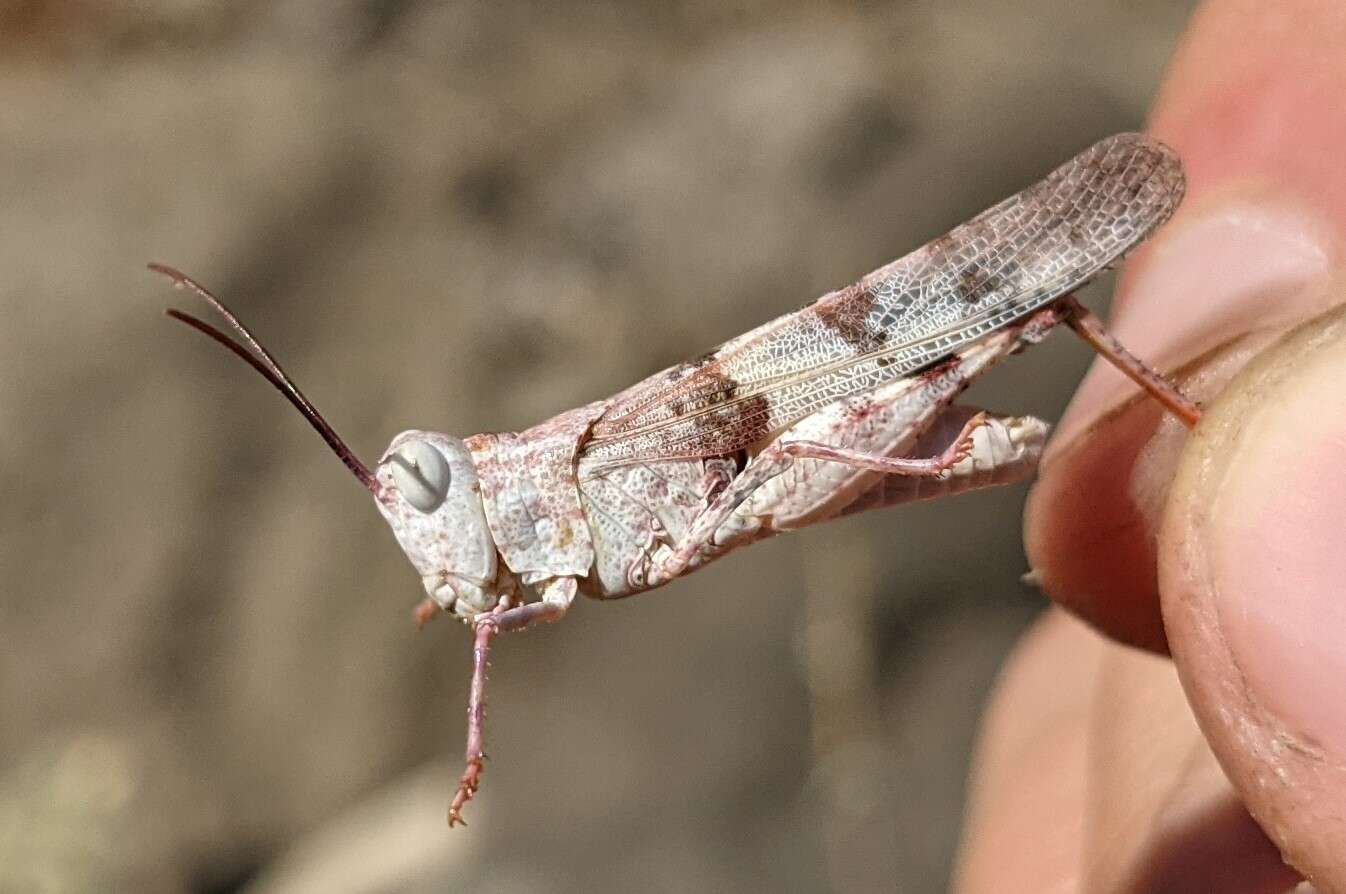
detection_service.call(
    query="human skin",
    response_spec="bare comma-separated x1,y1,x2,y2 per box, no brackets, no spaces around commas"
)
954,1,1346,890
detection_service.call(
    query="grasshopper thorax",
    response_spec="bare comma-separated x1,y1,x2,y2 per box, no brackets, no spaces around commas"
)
374,430,507,620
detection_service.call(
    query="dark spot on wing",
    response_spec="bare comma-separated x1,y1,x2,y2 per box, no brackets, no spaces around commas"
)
956,258,1001,304
665,364,693,383
813,282,887,351
650,365,741,427
662,348,721,386
693,348,718,366
679,390,772,453
700,367,739,402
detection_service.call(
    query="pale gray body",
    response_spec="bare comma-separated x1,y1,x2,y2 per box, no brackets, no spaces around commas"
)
578,314,1056,598
378,133,1183,618
367,132,1186,823
163,132,1189,826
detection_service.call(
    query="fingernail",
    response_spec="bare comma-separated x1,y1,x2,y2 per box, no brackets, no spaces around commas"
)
1193,304,1346,754
1048,190,1340,459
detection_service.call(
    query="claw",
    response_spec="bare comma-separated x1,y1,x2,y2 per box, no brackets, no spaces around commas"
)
448,755,485,828
947,411,989,465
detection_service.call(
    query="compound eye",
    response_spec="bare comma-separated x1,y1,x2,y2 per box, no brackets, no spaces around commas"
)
389,441,451,513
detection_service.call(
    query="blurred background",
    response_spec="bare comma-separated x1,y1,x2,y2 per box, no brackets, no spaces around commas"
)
0,1,1198,891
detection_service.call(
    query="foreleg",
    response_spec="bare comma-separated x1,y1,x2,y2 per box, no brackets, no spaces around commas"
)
447,576,575,827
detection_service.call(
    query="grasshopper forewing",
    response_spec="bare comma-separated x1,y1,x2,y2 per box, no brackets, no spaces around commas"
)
159,131,1198,826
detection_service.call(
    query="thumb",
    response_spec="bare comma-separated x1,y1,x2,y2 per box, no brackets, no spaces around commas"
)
1161,298,1346,887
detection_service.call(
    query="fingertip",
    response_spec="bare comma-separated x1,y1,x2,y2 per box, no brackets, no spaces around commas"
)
1161,298,1346,885
1027,321,1306,652
1026,189,1340,651
1025,398,1172,653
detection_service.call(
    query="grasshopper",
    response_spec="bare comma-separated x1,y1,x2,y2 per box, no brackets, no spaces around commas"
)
159,132,1200,826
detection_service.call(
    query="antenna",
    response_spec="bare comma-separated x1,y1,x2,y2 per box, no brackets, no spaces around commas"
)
154,263,381,495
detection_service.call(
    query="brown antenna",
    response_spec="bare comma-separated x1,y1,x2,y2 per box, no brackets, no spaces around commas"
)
154,262,381,495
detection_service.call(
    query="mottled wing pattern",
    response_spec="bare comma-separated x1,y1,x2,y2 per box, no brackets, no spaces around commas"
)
581,133,1184,468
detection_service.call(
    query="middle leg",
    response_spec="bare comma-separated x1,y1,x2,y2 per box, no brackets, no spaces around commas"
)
646,408,992,585
775,411,988,475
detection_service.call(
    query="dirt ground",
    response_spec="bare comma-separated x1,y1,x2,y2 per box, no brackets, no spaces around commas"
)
0,2,1196,891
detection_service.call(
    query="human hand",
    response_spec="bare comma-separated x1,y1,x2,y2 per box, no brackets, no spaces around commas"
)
955,1,1346,889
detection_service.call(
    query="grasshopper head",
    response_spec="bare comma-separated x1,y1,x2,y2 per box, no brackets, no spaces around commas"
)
157,264,505,622
374,431,502,619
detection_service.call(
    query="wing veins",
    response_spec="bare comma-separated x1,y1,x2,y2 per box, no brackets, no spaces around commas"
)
587,275,1076,446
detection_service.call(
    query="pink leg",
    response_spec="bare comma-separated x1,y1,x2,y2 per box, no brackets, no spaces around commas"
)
447,598,567,827
778,411,988,474
447,616,495,827
652,410,989,584
1058,295,1202,428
